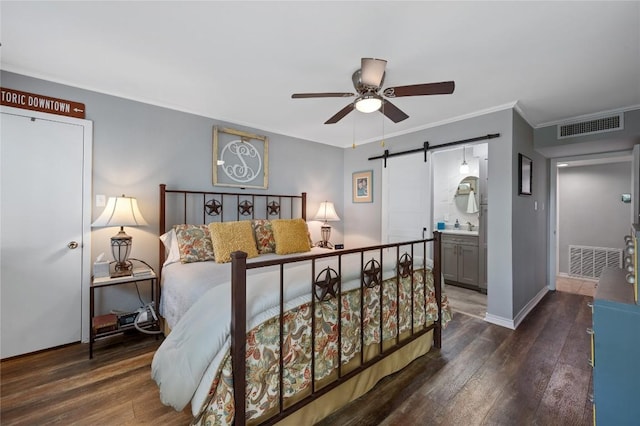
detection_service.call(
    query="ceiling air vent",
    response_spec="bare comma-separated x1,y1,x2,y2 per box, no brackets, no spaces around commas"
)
557,113,623,139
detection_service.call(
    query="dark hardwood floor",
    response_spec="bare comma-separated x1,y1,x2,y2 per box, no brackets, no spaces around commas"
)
1,291,593,425
320,290,593,426
0,333,192,425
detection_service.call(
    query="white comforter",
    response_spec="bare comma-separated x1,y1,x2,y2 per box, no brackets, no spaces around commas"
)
152,248,431,416
159,249,333,330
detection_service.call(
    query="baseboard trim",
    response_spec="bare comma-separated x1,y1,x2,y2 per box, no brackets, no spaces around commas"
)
484,313,515,329
513,286,549,329
484,286,549,330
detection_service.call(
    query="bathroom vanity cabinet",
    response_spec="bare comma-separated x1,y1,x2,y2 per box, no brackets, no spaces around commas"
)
441,233,480,290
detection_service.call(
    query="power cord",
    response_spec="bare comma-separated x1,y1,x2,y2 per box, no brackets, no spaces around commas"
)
134,302,162,335
123,258,163,335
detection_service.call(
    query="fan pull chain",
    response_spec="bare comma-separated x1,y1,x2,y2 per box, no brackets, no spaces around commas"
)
380,103,386,147
352,112,357,149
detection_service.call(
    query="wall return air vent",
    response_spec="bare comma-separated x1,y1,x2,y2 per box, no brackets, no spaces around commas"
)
569,245,622,279
557,113,623,139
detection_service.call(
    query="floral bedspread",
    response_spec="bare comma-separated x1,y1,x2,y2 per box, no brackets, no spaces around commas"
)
195,267,451,425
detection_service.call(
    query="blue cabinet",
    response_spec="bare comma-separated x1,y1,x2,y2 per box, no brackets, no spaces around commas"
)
592,267,640,425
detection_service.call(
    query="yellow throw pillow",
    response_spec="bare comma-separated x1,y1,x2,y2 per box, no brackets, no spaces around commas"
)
271,218,312,255
208,221,259,263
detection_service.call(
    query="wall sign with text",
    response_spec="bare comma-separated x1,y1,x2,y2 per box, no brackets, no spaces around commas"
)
1,87,85,119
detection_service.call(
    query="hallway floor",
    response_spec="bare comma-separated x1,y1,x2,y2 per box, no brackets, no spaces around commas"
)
444,284,487,319
556,275,596,297
444,275,595,323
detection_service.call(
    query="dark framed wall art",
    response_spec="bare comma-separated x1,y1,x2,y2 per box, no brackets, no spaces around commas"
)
518,153,532,196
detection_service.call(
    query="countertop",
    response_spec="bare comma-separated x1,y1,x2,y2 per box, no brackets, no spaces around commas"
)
437,229,479,236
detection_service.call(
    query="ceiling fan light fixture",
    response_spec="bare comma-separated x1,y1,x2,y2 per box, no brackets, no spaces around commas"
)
355,95,382,113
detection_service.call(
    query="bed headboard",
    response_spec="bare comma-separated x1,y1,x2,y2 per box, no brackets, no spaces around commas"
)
159,184,307,267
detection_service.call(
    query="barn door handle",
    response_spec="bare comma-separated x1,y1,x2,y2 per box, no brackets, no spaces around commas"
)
67,241,79,249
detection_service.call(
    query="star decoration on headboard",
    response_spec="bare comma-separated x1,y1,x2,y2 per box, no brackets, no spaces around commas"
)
362,258,382,288
314,267,340,301
238,200,253,216
397,253,413,278
267,201,280,216
205,199,222,216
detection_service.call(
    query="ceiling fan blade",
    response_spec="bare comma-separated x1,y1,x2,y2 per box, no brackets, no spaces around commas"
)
292,92,354,99
325,104,354,124
380,99,409,123
361,58,387,87
383,81,455,98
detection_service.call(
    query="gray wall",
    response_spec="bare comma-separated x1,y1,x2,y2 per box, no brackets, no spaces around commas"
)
557,162,631,274
2,71,344,313
511,111,548,319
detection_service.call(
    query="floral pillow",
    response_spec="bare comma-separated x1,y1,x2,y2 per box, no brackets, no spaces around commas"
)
174,224,215,263
252,219,276,254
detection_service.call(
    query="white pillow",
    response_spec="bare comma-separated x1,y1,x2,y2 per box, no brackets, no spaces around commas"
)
159,229,181,267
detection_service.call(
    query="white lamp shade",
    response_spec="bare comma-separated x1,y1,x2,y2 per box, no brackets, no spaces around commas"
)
92,196,148,227
314,201,340,222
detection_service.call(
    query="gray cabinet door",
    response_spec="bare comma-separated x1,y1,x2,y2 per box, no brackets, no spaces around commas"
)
441,234,479,289
458,244,479,286
442,241,458,282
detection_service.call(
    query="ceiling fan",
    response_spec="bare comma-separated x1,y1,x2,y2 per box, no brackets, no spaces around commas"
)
291,58,455,124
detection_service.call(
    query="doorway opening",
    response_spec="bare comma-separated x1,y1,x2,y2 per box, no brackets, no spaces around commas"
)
549,152,633,292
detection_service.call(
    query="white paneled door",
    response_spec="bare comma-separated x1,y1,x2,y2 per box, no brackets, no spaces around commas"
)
381,152,432,244
1,108,92,358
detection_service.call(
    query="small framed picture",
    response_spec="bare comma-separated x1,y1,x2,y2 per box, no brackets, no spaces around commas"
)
518,153,532,196
352,170,373,203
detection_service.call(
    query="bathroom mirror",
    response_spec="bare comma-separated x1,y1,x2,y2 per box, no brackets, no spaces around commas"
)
455,176,479,213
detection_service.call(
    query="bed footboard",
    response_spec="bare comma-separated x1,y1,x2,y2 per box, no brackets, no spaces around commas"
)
229,233,444,425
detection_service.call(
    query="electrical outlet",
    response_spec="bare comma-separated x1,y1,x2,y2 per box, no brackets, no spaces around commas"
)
96,194,106,207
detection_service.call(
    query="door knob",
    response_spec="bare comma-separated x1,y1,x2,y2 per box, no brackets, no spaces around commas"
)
67,241,79,249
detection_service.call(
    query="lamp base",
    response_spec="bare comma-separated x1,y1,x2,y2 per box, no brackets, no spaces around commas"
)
110,270,132,278
315,240,334,249
110,229,133,278
111,260,133,278
315,224,334,249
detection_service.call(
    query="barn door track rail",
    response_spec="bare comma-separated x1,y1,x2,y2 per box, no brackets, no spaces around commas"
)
368,133,500,167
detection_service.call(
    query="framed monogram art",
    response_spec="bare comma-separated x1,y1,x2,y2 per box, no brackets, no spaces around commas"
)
213,126,269,189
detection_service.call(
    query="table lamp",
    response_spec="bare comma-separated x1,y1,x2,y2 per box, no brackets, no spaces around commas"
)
92,195,148,277
314,201,340,248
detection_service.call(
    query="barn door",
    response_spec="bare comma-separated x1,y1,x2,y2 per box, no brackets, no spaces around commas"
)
381,152,432,245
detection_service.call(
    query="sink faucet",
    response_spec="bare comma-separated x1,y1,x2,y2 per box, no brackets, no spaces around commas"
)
467,222,475,231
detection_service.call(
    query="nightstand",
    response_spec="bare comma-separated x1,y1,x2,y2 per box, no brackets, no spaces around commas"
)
89,266,159,358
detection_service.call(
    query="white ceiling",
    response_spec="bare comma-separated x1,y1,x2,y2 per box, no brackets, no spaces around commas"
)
2,1,639,148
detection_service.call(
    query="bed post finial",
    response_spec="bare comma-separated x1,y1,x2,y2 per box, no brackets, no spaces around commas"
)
302,192,307,221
